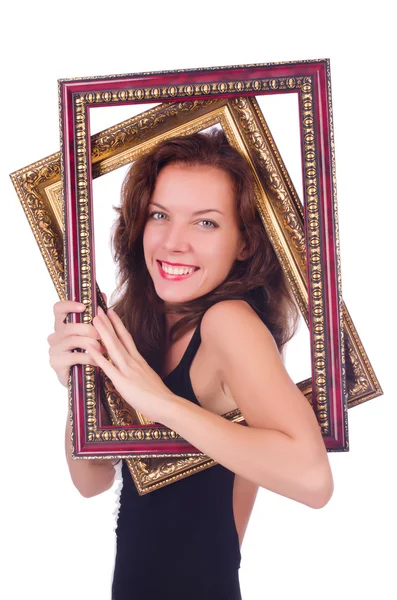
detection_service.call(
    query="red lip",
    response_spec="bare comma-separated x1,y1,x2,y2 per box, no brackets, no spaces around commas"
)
157,261,199,281
158,259,199,268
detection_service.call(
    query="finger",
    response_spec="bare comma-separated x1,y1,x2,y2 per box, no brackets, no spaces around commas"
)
102,292,108,306
53,300,86,331
49,349,102,371
50,335,106,354
94,306,116,336
87,342,122,384
106,308,139,357
93,312,130,370
48,323,101,345
63,322,102,340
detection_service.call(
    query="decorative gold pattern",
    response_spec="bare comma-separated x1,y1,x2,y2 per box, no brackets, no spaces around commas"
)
297,76,329,433
91,99,220,174
228,96,308,320
342,303,381,406
10,155,65,298
80,77,312,109
72,95,99,439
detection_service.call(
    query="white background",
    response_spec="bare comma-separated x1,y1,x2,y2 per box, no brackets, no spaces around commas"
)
2,2,395,599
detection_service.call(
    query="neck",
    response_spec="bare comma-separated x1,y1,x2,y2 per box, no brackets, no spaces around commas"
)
164,308,180,340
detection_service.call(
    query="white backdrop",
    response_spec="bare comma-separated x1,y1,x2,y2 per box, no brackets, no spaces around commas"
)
2,2,395,599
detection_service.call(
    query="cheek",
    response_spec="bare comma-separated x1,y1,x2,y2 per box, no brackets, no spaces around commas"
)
142,229,152,267
208,237,235,259
143,226,160,253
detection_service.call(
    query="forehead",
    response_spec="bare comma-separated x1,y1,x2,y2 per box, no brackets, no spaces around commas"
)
150,163,235,209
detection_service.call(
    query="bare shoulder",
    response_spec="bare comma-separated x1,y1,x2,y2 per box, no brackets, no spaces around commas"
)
201,299,278,358
201,299,280,386
200,299,321,446
203,299,257,321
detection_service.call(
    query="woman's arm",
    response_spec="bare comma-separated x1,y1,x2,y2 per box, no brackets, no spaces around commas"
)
48,299,119,498
161,300,334,509
65,417,119,498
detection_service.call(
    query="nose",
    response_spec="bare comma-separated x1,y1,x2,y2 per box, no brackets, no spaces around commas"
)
162,222,191,253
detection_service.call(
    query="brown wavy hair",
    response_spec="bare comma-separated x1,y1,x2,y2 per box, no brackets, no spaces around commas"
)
110,128,299,375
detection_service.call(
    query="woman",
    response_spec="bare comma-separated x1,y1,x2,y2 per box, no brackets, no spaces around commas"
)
48,129,334,599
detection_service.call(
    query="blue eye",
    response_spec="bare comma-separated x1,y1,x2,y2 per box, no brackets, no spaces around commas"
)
149,211,166,220
198,219,217,229
148,211,218,229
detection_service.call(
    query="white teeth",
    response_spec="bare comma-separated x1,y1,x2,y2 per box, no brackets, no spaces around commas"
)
161,262,197,275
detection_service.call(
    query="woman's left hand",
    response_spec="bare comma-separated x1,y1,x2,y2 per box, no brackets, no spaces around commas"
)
89,306,174,424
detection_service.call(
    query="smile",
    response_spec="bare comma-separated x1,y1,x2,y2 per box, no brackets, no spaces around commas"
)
156,260,200,281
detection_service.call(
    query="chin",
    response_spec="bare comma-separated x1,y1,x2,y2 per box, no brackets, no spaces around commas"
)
158,292,197,304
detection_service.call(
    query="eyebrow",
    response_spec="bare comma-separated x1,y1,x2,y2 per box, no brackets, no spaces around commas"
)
150,202,224,216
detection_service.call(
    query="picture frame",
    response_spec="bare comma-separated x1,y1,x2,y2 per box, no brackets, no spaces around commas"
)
59,59,353,457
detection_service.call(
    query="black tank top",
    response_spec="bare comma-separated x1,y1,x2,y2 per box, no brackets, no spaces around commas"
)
112,316,242,600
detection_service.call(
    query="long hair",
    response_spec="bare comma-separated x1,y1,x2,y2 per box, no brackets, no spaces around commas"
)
110,128,299,374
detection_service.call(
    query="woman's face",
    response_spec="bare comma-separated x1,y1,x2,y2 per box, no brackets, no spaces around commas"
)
143,163,246,307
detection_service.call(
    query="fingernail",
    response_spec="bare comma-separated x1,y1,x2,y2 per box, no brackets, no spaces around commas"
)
98,306,104,315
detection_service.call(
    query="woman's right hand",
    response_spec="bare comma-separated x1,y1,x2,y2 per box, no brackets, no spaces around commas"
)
47,300,107,388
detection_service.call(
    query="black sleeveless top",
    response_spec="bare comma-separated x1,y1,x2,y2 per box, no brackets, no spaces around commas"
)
112,316,242,600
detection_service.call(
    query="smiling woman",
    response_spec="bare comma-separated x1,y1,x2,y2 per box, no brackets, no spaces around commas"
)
47,128,333,600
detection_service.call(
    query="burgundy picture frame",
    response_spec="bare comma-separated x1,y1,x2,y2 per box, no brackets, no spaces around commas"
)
59,59,348,457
